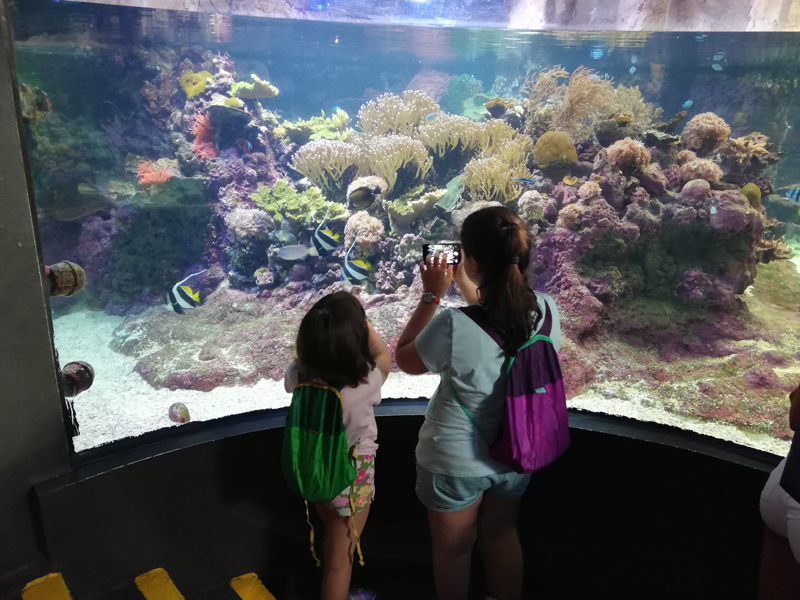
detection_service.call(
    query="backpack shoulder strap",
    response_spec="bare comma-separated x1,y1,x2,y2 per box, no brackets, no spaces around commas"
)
537,295,554,337
458,305,504,348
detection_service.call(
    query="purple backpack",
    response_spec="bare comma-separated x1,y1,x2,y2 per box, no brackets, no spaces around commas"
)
458,300,570,473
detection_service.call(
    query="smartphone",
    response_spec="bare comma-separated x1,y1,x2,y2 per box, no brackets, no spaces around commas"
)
423,242,462,265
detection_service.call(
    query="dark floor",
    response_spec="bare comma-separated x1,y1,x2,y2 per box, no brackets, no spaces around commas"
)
33,414,773,600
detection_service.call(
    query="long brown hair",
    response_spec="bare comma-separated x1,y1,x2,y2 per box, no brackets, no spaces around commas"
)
460,206,541,355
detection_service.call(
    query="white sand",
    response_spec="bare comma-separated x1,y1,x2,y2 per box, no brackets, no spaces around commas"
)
54,309,789,455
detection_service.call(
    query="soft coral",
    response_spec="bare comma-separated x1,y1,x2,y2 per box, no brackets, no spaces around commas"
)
137,160,173,186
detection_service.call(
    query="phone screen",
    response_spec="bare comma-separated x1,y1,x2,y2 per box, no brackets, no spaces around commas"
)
423,243,462,265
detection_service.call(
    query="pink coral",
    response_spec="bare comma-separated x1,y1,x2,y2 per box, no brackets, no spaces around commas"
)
578,181,600,200
605,138,651,171
405,70,452,102
193,141,218,160
344,211,385,248
680,112,731,153
678,158,723,184
137,160,173,186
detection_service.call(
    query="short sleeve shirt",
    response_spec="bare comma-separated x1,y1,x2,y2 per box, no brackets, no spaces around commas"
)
414,294,561,477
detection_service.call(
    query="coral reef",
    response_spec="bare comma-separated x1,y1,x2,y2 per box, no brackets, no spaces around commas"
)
289,139,361,199
578,181,601,200
533,131,578,168
230,74,279,99
678,158,723,184
605,138,651,172
357,91,439,136
251,180,345,226
680,112,731,154
137,160,174,187
462,156,525,204
404,70,452,102
280,109,351,144
387,188,446,231
359,134,432,197
180,71,213,99
439,74,484,115
223,208,274,240
344,211,385,248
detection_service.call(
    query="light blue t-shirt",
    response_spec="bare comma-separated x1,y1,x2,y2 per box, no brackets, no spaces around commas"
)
415,293,561,477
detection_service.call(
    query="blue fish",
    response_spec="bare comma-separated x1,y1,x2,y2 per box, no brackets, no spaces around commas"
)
312,207,340,256
342,239,371,284
512,178,536,184
785,186,800,201
629,66,637,75
682,100,694,110
277,245,316,261
425,112,440,121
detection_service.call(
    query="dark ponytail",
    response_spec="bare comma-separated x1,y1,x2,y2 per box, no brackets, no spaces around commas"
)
460,206,541,355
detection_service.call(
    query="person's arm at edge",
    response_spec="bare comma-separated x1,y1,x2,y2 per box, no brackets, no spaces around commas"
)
367,320,391,383
790,384,800,431
395,254,452,374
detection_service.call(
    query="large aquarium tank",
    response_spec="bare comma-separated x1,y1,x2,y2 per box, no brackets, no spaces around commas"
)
8,0,800,453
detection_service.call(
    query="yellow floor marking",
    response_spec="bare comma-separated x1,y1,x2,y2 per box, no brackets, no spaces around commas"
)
22,573,72,600
230,573,276,600
134,568,186,600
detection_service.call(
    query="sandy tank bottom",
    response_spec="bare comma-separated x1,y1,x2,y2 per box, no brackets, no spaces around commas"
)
53,299,794,456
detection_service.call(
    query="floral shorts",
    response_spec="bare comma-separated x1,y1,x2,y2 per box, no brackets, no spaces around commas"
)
327,454,375,517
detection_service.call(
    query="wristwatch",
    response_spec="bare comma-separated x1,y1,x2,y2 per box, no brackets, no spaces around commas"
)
421,292,440,305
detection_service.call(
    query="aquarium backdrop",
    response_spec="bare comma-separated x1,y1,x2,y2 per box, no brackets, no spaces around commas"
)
8,1,800,453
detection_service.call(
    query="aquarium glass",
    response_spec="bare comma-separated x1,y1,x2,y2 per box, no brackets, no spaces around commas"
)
8,1,800,454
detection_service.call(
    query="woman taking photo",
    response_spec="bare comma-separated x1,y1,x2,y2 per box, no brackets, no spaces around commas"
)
396,206,562,600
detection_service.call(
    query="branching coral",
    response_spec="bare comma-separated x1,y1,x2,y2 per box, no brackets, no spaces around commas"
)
462,156,527,204
224,207,274,240
606,138,651,172
611,85,663,127
358,134,432,195
231,74,279,99
678,158,723,184
344,210,385,248
251,179,346,226
180,71,213,98
756,237,793,263
282,109,352,144
289,139,362,198
727,132,772,165
680,112,731,153
416,114,483,157
356,91,439,136
137,161,173,187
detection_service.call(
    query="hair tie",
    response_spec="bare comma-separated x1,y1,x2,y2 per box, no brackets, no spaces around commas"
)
510,257,520,264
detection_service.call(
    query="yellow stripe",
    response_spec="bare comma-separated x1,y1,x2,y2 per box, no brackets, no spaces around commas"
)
230,573,277,600
22,573,72,600
134,568,186,600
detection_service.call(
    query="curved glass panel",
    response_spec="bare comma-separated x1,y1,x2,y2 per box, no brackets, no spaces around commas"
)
8,1,799,454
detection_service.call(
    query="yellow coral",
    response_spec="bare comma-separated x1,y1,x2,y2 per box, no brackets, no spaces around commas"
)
358,134,432,192
740,182,762,210
533,131,578,168
416,114,483,157
728,133,770,165
357,91,439,136
387,188,446,229
612,86,663,127
563,176,578,185
462,156,528,204
290,140,361,197
180,71,213,99
231,74,279,99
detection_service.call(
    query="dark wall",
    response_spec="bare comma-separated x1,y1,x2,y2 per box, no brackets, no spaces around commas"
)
35,415,773,600
0,0,70,589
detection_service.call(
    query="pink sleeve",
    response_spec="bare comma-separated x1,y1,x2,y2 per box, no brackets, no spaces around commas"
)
284,362,299,393
371,368,382,406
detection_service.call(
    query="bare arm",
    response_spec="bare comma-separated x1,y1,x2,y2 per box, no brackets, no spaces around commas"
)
790,384,800,432
367,320,392,383
395,254,452,375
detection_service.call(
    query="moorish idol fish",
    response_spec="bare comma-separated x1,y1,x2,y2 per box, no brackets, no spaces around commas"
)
348,185,381,211
312,208,340,256
785,186,800,201
166,269,207,314
512,177,536,184
343,240,371,284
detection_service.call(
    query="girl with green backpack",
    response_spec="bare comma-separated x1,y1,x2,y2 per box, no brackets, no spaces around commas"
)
282,291,391,600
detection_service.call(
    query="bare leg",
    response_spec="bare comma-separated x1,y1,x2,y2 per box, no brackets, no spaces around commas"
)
478,493,524,600
314,502,371,600
427,497,483,600
758,525,800,600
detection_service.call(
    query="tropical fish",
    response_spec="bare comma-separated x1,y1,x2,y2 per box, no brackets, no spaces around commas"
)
236,138,252,152
348,185,381,211
343,240,371,283
682,100,694,110
631,55,638,65
166,269,207,314
713,52,725,61
629,66,637,75
425,112,440,121
734,112,747,127
277,244,318,261
712,63,723,72
312,207,340,256
785,186,800,201
275,219,297,245
512,177,536,184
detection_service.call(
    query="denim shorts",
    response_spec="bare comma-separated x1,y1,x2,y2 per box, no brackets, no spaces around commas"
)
416,463,532,512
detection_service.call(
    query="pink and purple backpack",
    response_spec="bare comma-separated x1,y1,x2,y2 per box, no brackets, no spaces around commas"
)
457,300,570,473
